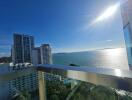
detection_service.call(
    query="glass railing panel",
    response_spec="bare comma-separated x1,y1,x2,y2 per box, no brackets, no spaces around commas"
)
45,73,72,100
0,67,39,100
44,72,132,100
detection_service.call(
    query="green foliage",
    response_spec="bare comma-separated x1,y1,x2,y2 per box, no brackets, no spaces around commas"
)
0,57,11,63
13,95,25,100
12,90,31,100
50,94,59,100
73,93,85,100
21,90,31,100
46,79,71,100
45,76,132,100
118,95,132,100
70,82,132,100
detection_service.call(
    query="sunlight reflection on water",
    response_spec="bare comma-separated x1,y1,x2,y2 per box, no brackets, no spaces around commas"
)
102,48,129,69
53,48,129,70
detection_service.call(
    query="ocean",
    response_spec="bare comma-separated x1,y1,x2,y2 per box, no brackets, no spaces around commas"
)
0,48,131,96
0,48,129,71
0,63,10,73
53,48,129,70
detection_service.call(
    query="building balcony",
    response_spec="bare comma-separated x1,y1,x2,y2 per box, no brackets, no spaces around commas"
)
0,64,132,100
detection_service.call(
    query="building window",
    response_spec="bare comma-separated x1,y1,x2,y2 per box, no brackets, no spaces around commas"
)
124,23,132,66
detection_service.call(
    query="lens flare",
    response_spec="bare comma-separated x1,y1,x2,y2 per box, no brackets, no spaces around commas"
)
92,3,120,25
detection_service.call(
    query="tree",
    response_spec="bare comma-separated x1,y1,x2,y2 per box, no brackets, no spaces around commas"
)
50,94,59,100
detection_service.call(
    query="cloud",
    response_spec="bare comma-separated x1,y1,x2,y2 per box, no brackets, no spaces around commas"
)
106,40,112,42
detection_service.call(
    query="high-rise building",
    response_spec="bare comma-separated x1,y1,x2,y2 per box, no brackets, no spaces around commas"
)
12,33,34,63
9,34,38,99
32,47,41,65
31,44,52,65
40,44,52,64
121,0,132,68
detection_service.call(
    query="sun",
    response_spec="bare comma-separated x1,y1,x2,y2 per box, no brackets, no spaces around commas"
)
92,3,120,24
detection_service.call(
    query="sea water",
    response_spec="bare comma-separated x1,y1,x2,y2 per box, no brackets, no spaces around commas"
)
53,48,129,70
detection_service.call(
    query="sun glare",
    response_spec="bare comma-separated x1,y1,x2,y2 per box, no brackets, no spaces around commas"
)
115,69,122,77
92,3,120,24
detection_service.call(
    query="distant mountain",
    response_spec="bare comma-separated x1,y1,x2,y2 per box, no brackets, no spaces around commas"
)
0,57,11,63
53,48,118,55
54,53,67,54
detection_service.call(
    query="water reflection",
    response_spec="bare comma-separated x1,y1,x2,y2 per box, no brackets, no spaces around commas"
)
103,48,128,70
53,48,129,70
114,69,122,77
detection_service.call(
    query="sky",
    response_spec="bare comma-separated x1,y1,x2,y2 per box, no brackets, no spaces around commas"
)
0,0,126,57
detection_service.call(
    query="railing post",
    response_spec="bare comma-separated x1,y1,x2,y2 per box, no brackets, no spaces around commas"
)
38,71,46,100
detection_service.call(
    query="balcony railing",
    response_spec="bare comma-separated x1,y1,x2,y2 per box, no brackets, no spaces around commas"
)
1,64,132,100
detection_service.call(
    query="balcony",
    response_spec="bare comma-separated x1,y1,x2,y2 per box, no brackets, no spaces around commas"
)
1,64,132,100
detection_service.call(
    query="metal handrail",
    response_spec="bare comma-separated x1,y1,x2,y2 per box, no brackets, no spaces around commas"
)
36,64,132,92
1,64,132,100
0,64,132,92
